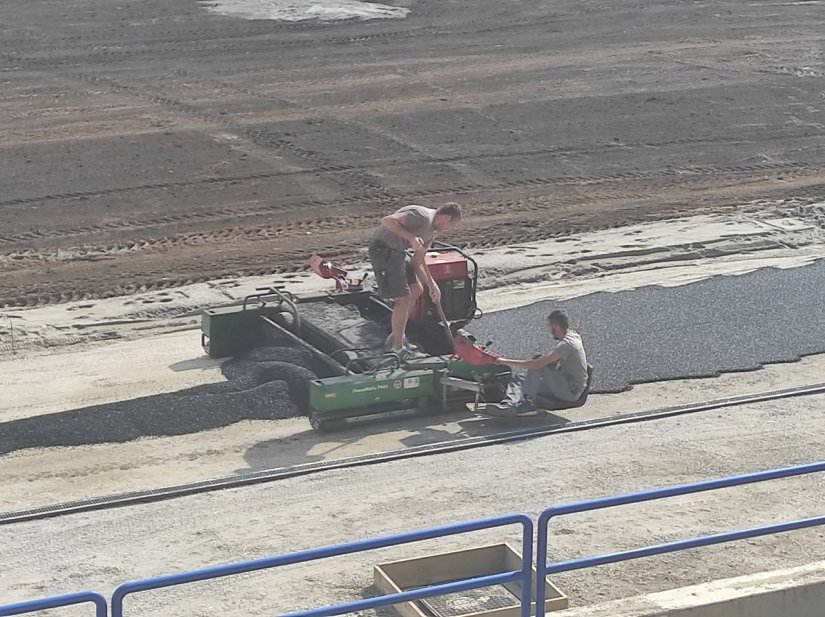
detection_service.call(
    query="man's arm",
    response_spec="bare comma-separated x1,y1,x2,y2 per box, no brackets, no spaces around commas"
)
380,213,426,254
496,352,560,370
412,251,441,302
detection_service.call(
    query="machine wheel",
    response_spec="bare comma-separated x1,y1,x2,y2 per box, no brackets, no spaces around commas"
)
309,412,327,433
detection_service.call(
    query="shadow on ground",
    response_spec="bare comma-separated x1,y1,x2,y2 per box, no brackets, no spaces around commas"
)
0,346,323,456
238,409,573,473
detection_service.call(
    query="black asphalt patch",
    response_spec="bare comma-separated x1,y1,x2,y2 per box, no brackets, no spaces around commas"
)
472,259,825,393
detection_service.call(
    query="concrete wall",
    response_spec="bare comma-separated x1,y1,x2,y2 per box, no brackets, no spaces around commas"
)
554,560,825,617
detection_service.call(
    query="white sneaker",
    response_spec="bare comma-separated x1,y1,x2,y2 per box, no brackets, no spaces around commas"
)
395,345,425,361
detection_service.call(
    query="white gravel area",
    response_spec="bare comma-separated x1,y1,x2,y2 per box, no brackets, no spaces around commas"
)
2,394,824,615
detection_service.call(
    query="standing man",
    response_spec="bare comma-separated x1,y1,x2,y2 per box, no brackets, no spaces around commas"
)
492,310,588,415
368,202,463,358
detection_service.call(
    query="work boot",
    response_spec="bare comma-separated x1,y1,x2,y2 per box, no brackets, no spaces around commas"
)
489,399,538,417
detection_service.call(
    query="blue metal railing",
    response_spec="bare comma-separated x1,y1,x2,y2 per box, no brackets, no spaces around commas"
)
3,462,824,617
534,460,825,617
110,513,533,617
0,591,107,617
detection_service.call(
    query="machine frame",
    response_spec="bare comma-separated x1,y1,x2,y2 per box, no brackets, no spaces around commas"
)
200,244,512,432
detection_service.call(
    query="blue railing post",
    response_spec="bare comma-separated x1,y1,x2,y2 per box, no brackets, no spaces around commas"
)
0,591,107,617
519,515,533,617
535,461,825,617
534,510,553,617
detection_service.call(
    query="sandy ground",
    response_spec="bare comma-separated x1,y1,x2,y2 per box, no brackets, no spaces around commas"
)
200,0,411,21
0,334,225,422
3,0,825,306
1,208,824,513
1,352,823,514
2,0,825,607
2,394,824,614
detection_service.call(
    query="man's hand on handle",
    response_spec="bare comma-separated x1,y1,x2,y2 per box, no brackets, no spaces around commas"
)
429,284,442,304
410,236,426,257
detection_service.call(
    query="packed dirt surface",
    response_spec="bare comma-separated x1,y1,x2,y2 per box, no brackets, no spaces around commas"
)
2,0,825,306
1,208,824,512
1,352,823,513
3,1,825,610
2,393,824,613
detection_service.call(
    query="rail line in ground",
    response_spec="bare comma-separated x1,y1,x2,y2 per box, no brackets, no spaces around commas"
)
1,382,822,526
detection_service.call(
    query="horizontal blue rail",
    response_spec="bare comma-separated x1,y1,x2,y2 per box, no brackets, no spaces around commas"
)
545,515,825,575
4,461,823,617
0,591,107,617
111,513,533,617
534,460,825,617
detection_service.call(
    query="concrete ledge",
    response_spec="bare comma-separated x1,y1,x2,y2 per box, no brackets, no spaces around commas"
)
555,560,825,617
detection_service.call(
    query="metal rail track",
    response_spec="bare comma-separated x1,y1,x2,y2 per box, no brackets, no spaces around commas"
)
1,382,823,526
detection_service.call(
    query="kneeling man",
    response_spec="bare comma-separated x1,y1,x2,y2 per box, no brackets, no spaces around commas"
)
493,310,588,415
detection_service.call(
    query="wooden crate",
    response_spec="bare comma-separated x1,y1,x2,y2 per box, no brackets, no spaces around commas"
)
374,543,568,617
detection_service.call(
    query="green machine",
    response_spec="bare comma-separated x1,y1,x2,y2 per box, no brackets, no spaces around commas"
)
200,246,513,432
308,367,436,430
306,358,509,431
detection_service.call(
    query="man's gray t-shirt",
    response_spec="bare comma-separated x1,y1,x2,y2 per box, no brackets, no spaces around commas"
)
371,205,436,251
552,331,588,396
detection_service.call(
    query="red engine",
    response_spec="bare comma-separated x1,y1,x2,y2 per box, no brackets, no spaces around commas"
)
410,250,474,322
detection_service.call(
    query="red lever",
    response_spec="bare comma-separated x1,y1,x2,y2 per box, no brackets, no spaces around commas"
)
453,334,500,366
309,254,368,292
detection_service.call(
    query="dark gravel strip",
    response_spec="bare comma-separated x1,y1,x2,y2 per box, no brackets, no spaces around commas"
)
472,258,825,393
2,260,823,455
0,347,321,456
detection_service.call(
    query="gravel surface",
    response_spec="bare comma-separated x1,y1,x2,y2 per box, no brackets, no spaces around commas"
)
3,0,825,306
2,261,823,455
2,394,823,614
297,300,388,355
0,346,320,456
475,258,825,393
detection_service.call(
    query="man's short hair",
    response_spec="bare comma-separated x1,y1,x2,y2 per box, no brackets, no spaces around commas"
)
436,202,462,221
547,309,569,330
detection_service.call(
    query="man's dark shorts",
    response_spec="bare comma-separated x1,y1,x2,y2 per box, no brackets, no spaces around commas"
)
368,242,418,299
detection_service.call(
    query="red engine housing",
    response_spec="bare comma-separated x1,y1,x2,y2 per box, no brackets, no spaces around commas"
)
410,250,473,322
